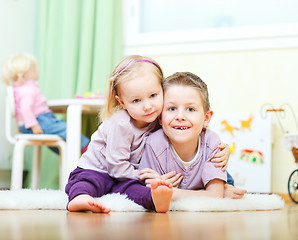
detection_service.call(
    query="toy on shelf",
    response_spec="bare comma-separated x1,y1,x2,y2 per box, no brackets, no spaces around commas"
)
75,90,105,99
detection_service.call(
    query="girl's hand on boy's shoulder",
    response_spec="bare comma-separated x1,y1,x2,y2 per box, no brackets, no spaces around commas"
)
211,143,230,171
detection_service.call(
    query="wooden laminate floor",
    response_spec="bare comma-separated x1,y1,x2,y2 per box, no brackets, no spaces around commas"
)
0,204,297,240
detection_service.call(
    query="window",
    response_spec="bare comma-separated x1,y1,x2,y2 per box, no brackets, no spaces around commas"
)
123,0,298,55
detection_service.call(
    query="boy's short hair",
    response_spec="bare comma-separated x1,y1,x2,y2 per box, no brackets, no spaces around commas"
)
162,72,210,112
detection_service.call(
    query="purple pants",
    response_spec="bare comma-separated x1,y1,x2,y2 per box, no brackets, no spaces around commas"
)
65,167,155,211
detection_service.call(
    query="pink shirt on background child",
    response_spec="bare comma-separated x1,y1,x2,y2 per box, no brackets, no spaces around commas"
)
13,80,51,128
78,109,159,180
139,128,227,189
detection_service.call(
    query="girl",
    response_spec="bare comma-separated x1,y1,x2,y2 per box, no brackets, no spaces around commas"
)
65,56,231,213
139,72,247,199
1,53,90,154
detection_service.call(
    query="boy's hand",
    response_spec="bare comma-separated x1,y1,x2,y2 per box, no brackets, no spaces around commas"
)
211,143,230,171
161,171,183,188
224,184,247,199
31,124,43,134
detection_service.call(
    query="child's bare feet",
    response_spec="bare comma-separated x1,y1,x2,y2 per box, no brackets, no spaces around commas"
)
151,180,173,213
67,194,111,213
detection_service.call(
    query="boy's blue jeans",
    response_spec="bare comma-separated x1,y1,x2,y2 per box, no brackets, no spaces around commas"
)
227,171,234,186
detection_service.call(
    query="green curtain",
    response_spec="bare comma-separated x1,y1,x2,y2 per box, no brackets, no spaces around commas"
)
24,0,123,189
37,0,123,98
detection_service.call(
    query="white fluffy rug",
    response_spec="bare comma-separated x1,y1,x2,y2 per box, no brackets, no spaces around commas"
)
0,189,284,211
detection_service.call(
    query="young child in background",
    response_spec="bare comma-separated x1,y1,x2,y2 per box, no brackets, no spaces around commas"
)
139,72,247,199
65,55,232,213
1,53,90,154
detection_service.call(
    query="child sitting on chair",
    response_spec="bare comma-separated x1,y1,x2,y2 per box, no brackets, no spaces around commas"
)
1,53,90,154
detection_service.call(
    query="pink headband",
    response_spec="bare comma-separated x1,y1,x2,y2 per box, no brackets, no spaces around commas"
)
118,59,162,73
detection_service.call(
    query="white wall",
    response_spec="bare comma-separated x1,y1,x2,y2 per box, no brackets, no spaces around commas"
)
0,0,37,170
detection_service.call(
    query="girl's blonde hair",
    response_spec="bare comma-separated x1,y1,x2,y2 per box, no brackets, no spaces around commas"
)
101,55,164,119
162,72,210,113
1,53,37,86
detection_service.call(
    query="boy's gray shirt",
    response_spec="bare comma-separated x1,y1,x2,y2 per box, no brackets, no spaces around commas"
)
139,128,227,189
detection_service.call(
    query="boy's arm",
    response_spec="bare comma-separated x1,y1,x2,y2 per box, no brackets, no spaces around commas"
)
205,178,225,197
203,131,228,185
171,179,225,200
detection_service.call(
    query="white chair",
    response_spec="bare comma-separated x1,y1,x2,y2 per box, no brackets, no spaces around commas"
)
5,86,67,190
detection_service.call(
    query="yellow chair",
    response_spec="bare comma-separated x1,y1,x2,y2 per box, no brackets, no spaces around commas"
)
5,86,67,190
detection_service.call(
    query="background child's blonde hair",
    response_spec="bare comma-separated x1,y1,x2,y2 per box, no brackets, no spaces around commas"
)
101,55,164,119
1,53,37,86
162,72,210,113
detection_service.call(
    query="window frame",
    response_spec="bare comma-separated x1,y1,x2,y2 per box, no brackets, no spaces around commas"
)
123,0,298,55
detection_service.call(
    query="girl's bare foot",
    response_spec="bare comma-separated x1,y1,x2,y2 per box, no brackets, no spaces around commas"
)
151,180,173,213
67,194,111,213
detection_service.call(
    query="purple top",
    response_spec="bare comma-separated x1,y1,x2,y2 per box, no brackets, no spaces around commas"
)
78,109,159,180
139,128,227,189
